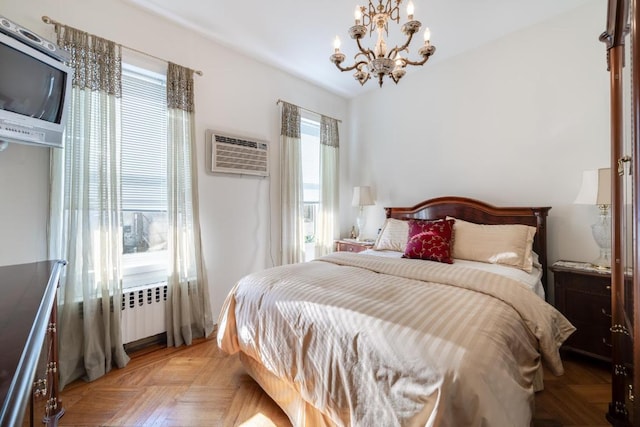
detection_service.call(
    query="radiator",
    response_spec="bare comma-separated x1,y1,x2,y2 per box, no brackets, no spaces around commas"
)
121,283,167,344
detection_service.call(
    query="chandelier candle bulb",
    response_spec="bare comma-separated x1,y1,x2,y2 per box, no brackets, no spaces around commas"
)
355,6,363,24
424,27,431,44
407,1,414,20
334,36,341,52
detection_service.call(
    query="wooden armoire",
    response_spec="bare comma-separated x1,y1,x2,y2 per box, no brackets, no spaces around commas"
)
603,0,640,425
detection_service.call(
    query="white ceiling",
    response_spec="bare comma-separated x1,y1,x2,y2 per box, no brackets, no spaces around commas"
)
126,0,591,99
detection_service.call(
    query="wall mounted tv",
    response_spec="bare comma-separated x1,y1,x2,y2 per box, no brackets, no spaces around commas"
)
0,17,72,149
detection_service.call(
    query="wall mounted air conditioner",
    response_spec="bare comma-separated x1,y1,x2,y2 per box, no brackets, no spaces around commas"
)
207,130,269,177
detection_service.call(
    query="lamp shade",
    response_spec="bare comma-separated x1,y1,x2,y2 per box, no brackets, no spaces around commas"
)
352,186,374,207
574,168,611,206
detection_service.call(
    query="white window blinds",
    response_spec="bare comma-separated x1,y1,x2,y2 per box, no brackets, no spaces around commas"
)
121,64,167,212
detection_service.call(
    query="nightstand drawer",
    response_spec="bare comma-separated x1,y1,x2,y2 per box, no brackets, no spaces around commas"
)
561,289,611,323
565,316,612,358
559,271,610,296
335,240,373,253
561,286,612,359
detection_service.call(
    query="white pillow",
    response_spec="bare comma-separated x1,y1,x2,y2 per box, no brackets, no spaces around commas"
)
373,218,409,252
447,217,537,272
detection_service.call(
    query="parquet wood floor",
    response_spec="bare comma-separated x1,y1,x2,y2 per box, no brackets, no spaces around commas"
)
57,338,612,427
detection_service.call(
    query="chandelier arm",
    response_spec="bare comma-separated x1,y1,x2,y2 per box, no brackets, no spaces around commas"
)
333,60,369,73
387,32,416,59
356,37,376,60
402,54,433,67
387,46,404,60
354,51,371,62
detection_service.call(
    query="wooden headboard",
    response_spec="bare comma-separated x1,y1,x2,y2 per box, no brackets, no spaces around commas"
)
385,196,551,296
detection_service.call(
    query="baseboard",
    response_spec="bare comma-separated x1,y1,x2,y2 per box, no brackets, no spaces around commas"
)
124,332,167,355
123,324,219,356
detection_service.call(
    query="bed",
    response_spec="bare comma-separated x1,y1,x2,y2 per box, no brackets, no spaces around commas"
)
217,196,575,426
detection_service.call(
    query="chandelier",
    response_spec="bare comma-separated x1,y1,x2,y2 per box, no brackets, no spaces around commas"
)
330,0,436,87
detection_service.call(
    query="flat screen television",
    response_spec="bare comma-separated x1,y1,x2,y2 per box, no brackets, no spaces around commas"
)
0,23,72,149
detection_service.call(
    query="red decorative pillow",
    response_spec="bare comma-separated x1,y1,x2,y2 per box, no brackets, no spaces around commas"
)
402,219,455,263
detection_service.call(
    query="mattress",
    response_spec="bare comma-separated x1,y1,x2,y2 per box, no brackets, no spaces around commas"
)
217,252,575,426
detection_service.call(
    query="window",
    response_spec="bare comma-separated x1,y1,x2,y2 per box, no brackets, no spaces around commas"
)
120,63,168,287
301,115,320,262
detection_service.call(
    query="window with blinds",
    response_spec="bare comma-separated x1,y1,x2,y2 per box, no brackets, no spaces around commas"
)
301,115,320,262
120,63,168,287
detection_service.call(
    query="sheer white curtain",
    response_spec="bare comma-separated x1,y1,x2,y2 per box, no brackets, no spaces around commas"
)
316,116,340,256
165,63,214,346
49,25,129,388
280,102,305,264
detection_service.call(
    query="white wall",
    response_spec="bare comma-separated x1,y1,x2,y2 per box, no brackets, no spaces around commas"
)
0,0,613,319
0,144,50,263
346,1,609,270
0,0,349,319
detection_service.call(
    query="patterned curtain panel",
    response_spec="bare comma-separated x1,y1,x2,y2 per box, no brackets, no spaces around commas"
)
320,115,339,148
53,23,121,95
281,102,301,138
316,115,340,256
49,24,129,388
167,62,194,112
165,62,214,347
280,102,305,264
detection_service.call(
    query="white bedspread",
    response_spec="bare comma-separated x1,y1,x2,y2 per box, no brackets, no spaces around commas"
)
218,252,575,426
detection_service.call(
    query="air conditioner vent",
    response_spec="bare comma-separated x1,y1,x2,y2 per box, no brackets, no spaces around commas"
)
208,130,269,177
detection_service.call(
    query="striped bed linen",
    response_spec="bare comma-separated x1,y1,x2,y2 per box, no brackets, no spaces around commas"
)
217,252,575,426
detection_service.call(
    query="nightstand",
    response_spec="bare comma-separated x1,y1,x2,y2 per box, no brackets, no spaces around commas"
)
334,239,374,253
551,260,612,361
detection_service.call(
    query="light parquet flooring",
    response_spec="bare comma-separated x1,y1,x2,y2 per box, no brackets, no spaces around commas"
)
58,338,613,427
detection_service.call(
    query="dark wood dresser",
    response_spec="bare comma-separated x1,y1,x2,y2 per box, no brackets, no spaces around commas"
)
0,260,66,426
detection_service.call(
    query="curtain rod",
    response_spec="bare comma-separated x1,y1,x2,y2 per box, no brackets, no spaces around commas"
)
276,99,342,123
41,16,203,76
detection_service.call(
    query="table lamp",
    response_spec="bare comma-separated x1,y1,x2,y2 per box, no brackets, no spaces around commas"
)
352,186,374,241
574,168,611,269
